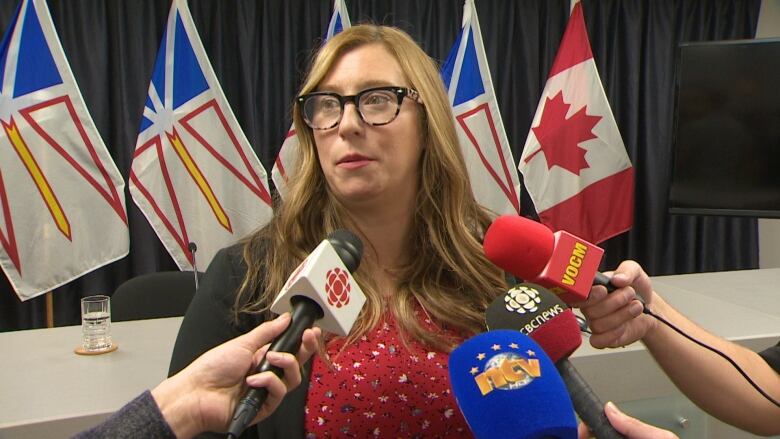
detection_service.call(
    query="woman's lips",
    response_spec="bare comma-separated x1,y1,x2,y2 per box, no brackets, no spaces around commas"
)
337,154,373,169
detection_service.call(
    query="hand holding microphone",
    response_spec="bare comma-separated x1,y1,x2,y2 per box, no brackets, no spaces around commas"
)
577,260,659,349
227,230,365,438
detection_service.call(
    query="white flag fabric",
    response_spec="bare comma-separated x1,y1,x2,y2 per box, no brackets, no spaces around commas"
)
519,1,633,244
271,0,351,199
130,0,273,270
0,0,129,301
441,0,522,216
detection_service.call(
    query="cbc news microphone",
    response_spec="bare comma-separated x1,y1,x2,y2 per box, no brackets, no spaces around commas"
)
487,283,624,439
449,329,578,438
227,230,366,438
484,215,644,309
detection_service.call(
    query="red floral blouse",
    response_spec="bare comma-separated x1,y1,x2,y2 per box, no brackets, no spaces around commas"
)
304,310,473,438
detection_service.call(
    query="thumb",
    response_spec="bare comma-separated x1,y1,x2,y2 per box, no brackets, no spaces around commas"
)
237,313,292,351
604,402,678,439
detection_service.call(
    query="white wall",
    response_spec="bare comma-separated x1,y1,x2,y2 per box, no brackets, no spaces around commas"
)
756,0,780,268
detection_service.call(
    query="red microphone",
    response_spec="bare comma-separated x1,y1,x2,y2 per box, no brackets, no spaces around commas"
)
483,215,610,304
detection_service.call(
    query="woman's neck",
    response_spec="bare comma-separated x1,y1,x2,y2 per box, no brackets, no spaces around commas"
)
342,198,415,296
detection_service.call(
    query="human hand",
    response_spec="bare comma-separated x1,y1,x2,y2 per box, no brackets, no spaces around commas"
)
572,260,657,349
577,402,679,439
152,313,321,438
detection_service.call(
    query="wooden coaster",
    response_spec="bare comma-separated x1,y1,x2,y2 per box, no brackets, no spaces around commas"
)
74,344,119,355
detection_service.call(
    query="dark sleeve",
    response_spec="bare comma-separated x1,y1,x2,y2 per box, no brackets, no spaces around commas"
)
71,391,175,439
168,245,268,439
168,245,249,377
758,341,780,374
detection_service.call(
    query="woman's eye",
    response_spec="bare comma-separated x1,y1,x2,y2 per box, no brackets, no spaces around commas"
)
362,93,392,106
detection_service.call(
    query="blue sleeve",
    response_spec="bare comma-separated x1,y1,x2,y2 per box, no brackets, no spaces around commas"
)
71,391,175,439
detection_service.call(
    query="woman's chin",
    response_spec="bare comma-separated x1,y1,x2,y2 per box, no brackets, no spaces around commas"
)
332,185,384,205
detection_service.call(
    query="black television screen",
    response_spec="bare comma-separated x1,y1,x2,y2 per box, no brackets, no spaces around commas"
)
669,38,780,217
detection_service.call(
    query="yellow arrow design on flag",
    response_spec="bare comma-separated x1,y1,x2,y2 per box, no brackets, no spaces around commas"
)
3,119,71,240
166,130,232,232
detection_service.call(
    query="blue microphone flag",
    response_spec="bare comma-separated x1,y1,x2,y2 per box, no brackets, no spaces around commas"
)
448,330,577,439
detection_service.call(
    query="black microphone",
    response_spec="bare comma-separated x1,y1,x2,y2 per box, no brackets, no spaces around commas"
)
487,283,625,439
188,242,199,290
227,230,365,438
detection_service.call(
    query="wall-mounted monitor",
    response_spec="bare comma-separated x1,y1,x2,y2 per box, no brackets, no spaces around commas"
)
669,38,780,217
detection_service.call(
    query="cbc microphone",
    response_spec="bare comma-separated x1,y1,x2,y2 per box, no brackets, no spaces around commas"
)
227,230,366,438
483,215,643,308
487,283,625,439
448,329,578,438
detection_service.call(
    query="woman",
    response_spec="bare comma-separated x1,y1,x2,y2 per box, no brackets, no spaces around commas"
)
169,24,507,438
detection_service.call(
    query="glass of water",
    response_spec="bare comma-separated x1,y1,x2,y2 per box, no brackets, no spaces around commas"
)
81,295,112,352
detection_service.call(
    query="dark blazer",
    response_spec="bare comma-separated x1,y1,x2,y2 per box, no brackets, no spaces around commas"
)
168,244,310,439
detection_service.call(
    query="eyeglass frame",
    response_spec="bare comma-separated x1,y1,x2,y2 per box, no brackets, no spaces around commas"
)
297,86,421,130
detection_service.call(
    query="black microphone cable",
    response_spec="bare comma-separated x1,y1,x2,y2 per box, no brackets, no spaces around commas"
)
579,300,780,409
643,307,780,409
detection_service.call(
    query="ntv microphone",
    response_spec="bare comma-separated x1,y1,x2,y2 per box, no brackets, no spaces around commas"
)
227,230,366,438
487,283,624,439
483,215,645,310
448,329,578,438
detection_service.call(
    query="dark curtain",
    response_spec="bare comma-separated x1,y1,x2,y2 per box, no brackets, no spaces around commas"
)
0,0,761,331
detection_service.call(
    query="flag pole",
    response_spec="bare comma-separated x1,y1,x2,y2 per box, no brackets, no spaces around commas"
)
45,291,54,328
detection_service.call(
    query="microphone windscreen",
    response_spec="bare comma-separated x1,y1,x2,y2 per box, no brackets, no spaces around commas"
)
449,330,578,439
327,229,363,272
486,283,581,362
483,215,553,281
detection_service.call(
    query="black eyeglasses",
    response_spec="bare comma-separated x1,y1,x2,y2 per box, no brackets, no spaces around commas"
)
297,86,421,130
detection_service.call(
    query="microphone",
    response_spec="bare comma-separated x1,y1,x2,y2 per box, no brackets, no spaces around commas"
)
448,329,578,439
483,215,643,308
487,283,625,439
187,242,199,290
227,230,366,438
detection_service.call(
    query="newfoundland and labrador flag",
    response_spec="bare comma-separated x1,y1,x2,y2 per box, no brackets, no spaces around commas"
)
130,0,272,270
519,1,633,244
441,0,521,216
0,0,128,300
271,0,351,199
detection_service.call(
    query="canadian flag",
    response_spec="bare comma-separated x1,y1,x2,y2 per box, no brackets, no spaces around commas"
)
519,1,633,244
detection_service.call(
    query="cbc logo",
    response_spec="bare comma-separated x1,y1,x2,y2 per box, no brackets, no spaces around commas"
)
504,285,541,314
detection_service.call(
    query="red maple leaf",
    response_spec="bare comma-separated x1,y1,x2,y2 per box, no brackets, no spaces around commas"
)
525,91,601,176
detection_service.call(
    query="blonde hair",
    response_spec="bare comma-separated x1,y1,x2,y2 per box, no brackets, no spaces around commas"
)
236,25,506,351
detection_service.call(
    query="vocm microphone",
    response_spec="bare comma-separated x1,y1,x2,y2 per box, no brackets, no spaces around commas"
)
448,329,578,438
227,230,365,438
487,283,625,439
484,215,645,310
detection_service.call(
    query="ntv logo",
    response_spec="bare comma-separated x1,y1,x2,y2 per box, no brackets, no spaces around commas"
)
473,352,542,396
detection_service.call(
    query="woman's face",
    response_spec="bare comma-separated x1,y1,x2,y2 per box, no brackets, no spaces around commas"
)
311,44,424,208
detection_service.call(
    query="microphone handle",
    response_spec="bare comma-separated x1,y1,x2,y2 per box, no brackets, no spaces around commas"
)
556,359,625,439
593,271,616,293
227,297,322,438
593,271,648,310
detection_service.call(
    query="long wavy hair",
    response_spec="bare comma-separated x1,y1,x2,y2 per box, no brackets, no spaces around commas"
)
235,25,506,352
